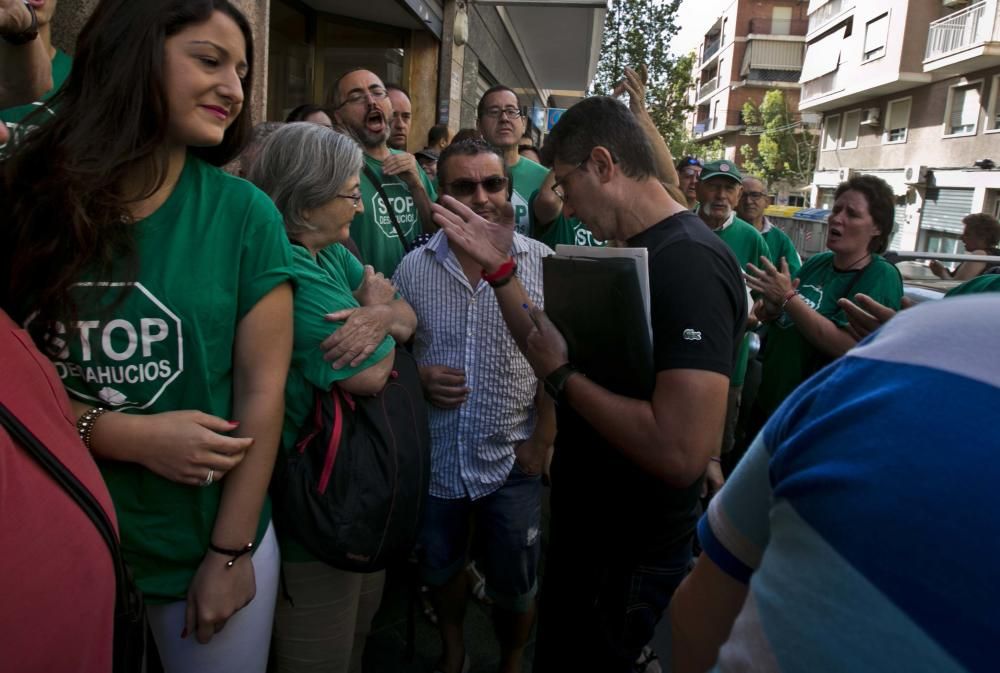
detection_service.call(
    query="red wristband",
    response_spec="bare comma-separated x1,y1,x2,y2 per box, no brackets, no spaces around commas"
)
780,289,798,310
481,257,516,285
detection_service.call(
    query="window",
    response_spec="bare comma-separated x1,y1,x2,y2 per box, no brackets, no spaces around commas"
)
840,109,861,148
772,6,793,35
787,194,806,207
987,75,1000,133
823,113,841,150
863,13,889,62
713,100,721,128
884,97,911,144
945,82,982,136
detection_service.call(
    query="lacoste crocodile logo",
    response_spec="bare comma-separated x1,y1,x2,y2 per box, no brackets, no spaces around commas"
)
683,328,702,341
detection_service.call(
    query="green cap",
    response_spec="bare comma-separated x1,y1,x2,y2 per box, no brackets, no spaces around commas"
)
700,159,743,183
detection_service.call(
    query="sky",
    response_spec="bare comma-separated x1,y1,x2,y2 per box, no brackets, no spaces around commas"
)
671,0,733,56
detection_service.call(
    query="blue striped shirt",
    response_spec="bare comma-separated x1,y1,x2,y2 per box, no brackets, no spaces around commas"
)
700,295,1000,673
393,230,552,500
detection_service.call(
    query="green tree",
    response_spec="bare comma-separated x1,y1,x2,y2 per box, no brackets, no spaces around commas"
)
590,0,694,158
739,90,816,187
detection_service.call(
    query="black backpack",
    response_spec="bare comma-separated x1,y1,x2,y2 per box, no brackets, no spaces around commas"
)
271,347,431,573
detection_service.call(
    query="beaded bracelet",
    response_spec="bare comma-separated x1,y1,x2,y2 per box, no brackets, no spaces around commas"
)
76,407,110,450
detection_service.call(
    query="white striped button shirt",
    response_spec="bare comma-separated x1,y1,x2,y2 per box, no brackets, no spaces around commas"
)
393,230,553,500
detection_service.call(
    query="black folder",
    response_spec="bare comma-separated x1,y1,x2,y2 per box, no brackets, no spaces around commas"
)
542,255,655,399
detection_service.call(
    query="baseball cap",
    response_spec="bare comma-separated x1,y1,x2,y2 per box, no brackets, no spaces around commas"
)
700,159,743,183
414,149,438,162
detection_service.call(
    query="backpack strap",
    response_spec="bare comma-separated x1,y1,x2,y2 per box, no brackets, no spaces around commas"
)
363,164,413,254
0,402,145,672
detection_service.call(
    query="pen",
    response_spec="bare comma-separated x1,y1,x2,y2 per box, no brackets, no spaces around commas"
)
523,303,542,331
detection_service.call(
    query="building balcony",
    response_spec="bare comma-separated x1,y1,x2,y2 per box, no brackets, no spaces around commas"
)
806,0,855,38
698,76,720,101
924,0,1000,74
801,69,841,101
701,38,722,66
749,17,808,37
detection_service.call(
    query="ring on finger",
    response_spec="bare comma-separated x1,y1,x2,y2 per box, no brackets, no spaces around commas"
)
201,468,215,487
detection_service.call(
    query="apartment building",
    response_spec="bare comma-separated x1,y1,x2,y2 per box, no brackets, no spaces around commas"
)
50,0,606,152
688,0,808,200
801,0,1000,254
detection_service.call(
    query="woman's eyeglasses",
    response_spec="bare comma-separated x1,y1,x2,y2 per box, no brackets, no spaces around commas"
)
446,177,509,196
337,192,363,209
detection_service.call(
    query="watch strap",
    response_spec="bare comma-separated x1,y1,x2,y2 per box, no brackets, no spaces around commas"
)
543,363,579,403
1,2,39,46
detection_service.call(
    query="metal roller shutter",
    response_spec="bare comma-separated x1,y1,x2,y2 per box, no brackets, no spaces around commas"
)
920,188,973,235
890,199,907,251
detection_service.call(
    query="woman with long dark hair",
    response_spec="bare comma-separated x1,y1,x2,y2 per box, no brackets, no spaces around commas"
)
1,2,294,671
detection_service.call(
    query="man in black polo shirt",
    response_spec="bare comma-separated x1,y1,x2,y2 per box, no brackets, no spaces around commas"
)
429,96,746,672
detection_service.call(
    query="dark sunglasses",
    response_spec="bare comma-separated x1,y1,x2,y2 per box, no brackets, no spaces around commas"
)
447,176,509,197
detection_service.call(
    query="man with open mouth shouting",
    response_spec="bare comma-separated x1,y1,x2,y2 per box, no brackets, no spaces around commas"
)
330,69,437,275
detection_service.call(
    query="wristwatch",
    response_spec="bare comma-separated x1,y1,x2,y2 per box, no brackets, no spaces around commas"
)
543,363,580,404
2,2,38,45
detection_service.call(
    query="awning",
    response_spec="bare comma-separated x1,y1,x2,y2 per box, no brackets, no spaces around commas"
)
800,26,845,82
475,0,608,99
741,40,804,75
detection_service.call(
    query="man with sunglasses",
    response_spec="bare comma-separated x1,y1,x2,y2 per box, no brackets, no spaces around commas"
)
430,97,747,673
392,139,555,673
329,69,437,276
477,85,548,237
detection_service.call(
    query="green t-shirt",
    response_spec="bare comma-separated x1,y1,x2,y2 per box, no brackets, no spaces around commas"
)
353,149,437,276
716,216,770,387
509,156,549,236
47,156,294,601
762,221,802,276
0,48,72,150
277,243,396,562
757,252,902,414
944,274,1000,297
527,190,605,248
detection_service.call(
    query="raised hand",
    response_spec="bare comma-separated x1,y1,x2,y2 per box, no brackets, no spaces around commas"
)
432,195,514,273
382,152,424,190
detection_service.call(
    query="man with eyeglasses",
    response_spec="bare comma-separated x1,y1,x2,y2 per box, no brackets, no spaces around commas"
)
696,161,770,480
392,138,555,673
476,85,548,237
329,69,437,275
430,97,747,673
385,83,411,151
737,174,801,276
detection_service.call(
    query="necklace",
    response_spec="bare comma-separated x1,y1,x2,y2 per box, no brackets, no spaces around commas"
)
834,251,871,272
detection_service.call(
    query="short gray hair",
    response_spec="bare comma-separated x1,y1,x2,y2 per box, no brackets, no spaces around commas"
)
247,122,364,237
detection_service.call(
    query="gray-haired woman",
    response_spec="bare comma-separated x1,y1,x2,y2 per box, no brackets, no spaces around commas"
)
247,122,416,673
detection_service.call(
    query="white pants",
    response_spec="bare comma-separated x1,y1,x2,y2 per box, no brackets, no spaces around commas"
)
147,523,280,673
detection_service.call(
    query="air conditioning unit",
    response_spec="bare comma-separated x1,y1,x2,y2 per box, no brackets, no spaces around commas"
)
838,168,856,182
904,164,929,185
860,107,881,126
943,0,971,8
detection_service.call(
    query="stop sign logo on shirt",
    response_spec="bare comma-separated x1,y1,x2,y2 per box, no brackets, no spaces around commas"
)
40,282,185,410
371,182,418,240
